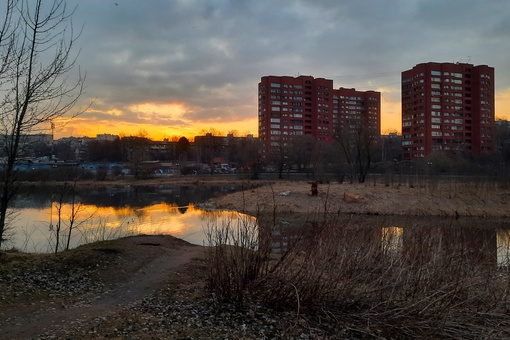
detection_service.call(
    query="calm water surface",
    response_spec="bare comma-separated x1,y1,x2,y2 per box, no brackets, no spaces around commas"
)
7,184,248,253
5,184,510,268
379,225,510,268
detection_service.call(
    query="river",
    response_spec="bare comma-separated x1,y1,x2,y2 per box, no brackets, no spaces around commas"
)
6,184,248,253
3,184,510,268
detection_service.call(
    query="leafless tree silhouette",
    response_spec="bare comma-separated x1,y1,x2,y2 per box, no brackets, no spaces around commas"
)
0,0,85,248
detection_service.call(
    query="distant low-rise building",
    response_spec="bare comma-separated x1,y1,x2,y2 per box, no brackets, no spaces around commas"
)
0,133,53,158
96,133,119,142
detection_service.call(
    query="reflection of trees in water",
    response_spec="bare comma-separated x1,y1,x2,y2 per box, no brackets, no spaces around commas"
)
14,186,510,266
497,230,510,267
14,184,241,210
269,214,508,267
200,209,234,220
13,185,55,208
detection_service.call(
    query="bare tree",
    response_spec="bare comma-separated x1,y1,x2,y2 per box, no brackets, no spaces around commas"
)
287,135,316,173
65,179,88,251
53,184,65,254
50,179,91,253
176,136,190,161
335,123,378,183
122,134,151,179
0,0,85,249
268,140,289,179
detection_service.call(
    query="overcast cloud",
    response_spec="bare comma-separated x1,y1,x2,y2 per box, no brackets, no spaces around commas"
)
60,0,510,138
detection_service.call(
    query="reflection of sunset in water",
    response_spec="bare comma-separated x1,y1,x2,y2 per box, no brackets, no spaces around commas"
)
497,230,510,267
381,227,403,253
130,203,202,239
378,226,510,268
9,203,510,265
11,202,253,253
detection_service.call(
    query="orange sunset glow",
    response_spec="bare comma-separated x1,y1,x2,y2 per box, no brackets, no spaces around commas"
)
26,0,508,143
54,102,259,140
52,87,510,140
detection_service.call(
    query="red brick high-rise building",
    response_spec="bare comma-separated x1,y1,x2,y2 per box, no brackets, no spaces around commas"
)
401,62,494,160
258,75,380,162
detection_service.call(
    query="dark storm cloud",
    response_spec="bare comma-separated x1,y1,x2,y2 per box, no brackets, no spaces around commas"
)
68,0,510,128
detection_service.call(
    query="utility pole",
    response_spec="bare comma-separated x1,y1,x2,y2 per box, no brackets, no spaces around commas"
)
51,122,55,159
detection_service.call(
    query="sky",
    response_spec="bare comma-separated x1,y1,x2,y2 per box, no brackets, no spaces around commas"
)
51,0,510,140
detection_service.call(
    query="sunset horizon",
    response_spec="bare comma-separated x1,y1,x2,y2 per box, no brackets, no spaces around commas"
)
32,0,509,141
51,83,510,141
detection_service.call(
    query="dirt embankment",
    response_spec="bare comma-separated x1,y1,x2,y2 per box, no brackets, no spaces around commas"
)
0,235,203,339
211,180,510,218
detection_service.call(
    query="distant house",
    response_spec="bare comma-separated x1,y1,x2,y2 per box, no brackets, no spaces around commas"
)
0,133,53,158
96,133,119,142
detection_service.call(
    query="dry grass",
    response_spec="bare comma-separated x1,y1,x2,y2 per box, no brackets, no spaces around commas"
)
204,193,510,339
212,177,510,218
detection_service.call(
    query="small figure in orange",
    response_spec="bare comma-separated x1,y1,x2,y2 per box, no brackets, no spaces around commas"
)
310,181,318,196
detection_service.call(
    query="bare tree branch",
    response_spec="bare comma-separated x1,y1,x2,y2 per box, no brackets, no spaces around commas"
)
0,0,86,248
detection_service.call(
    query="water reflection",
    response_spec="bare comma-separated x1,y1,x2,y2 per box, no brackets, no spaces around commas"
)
381,227,403,253
7,184,247,253
11,202,255,253
14,184,241,210
380,225,508,268
265,215,510,268
7,185,510,267
497,230,510,268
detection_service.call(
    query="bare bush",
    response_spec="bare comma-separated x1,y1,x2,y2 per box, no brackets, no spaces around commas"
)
78,217,134,245
203,210,268,306
205,202,510,338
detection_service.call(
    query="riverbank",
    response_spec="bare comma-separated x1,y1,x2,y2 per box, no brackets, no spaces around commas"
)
209,179,510,218
28,175,510,218
0,235,345,339
3,177,510,338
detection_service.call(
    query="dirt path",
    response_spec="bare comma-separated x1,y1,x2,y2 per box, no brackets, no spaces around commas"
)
1,235,203,339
